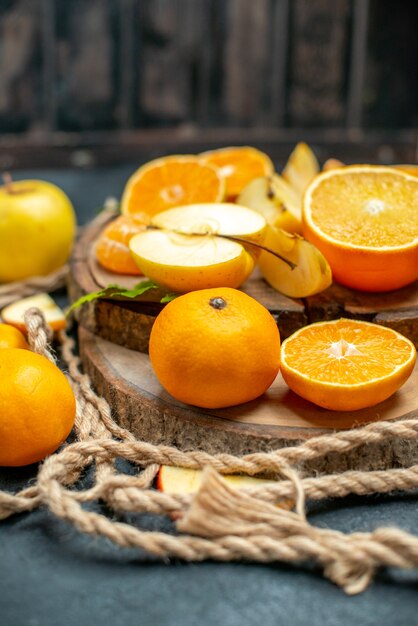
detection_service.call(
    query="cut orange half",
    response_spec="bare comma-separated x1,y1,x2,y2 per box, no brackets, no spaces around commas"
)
281,318,416,411
121,155,225,218
303,165,418,292
199,146,274,200
393,164,418,178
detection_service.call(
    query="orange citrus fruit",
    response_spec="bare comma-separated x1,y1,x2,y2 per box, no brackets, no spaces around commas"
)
149,287,281,409
393,164,418,177
95,215,146,275
281,319,416,411
199,146,274,200
0,323,29,349
303,165,418,292
121,155,224,218
0,348,76,466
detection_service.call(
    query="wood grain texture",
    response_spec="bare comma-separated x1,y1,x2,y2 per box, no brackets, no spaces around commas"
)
79,326,418,472
69,212,418,352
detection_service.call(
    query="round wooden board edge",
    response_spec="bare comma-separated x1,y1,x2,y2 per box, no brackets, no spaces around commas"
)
78,326,418,474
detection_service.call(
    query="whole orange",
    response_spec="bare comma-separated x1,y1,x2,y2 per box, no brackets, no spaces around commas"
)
0,349,76,466
0,323,29,350
149,287,281,408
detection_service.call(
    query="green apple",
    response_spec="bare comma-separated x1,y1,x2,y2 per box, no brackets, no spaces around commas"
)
0,179,76,283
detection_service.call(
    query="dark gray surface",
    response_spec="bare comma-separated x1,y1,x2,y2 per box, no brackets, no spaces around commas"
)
1,167,417,626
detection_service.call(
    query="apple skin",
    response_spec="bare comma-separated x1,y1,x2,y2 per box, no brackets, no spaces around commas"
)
0,180,76,283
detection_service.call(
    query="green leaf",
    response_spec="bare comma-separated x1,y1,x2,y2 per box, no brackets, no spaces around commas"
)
160,292,178,303
66,279,174,316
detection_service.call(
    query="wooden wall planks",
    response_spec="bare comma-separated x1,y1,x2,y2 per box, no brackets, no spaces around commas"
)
0,0,416,162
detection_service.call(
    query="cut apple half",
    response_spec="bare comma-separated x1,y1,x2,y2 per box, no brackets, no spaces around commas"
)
258,225,332,298
129,203,267,293
151,202,267,245
1,293,66,332
238,175,302,234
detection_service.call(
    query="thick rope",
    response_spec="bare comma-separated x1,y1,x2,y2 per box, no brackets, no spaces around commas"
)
0,306,417,595
0,266,68,309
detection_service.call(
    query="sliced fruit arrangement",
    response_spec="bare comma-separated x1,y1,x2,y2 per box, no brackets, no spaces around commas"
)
129,203,266,293
303,165,418,291
199,146,274,201
281,318,416,411
121,155,225,219
1,293,66,332
258,225,332,298
95,215,146,275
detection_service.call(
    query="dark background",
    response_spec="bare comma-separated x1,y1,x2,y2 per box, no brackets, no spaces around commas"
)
0,2,418,625
0,0,417,168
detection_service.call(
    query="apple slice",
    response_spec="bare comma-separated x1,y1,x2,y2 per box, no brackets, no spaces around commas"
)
157,465,292,509
1,293,66,332
129,203,267,293
151,202,267,245
237,175,302,233
282,142,319,198
258,225,332,298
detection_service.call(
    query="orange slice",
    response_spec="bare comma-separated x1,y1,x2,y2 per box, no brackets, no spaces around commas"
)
95,215,146,275
199,146,274,200
121,155,224,218
303,165,418,292
281,319,416,411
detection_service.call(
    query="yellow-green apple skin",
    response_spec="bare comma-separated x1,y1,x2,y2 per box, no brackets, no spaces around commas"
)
0,180,76,283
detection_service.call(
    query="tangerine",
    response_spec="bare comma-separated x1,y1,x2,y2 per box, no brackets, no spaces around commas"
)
95,215,146,275
280,318,416,411
0,349,76,466
0,323,29,349
149,287,281,409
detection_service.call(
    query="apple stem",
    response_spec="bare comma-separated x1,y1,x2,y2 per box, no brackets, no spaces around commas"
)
214,234,297,270
146,225,297,270
2,172,15,194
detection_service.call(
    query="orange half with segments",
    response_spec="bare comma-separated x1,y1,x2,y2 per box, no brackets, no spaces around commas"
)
199,146,274,200
121,155,224,218
281,318,416,411
303,165,418,292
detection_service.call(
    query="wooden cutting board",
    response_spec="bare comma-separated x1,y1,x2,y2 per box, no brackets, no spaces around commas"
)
69,210,418,351
70,212,418,472
79,326,418,473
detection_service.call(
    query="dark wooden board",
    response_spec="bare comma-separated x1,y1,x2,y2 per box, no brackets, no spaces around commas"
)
69,211,418,352
79,326,418,473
